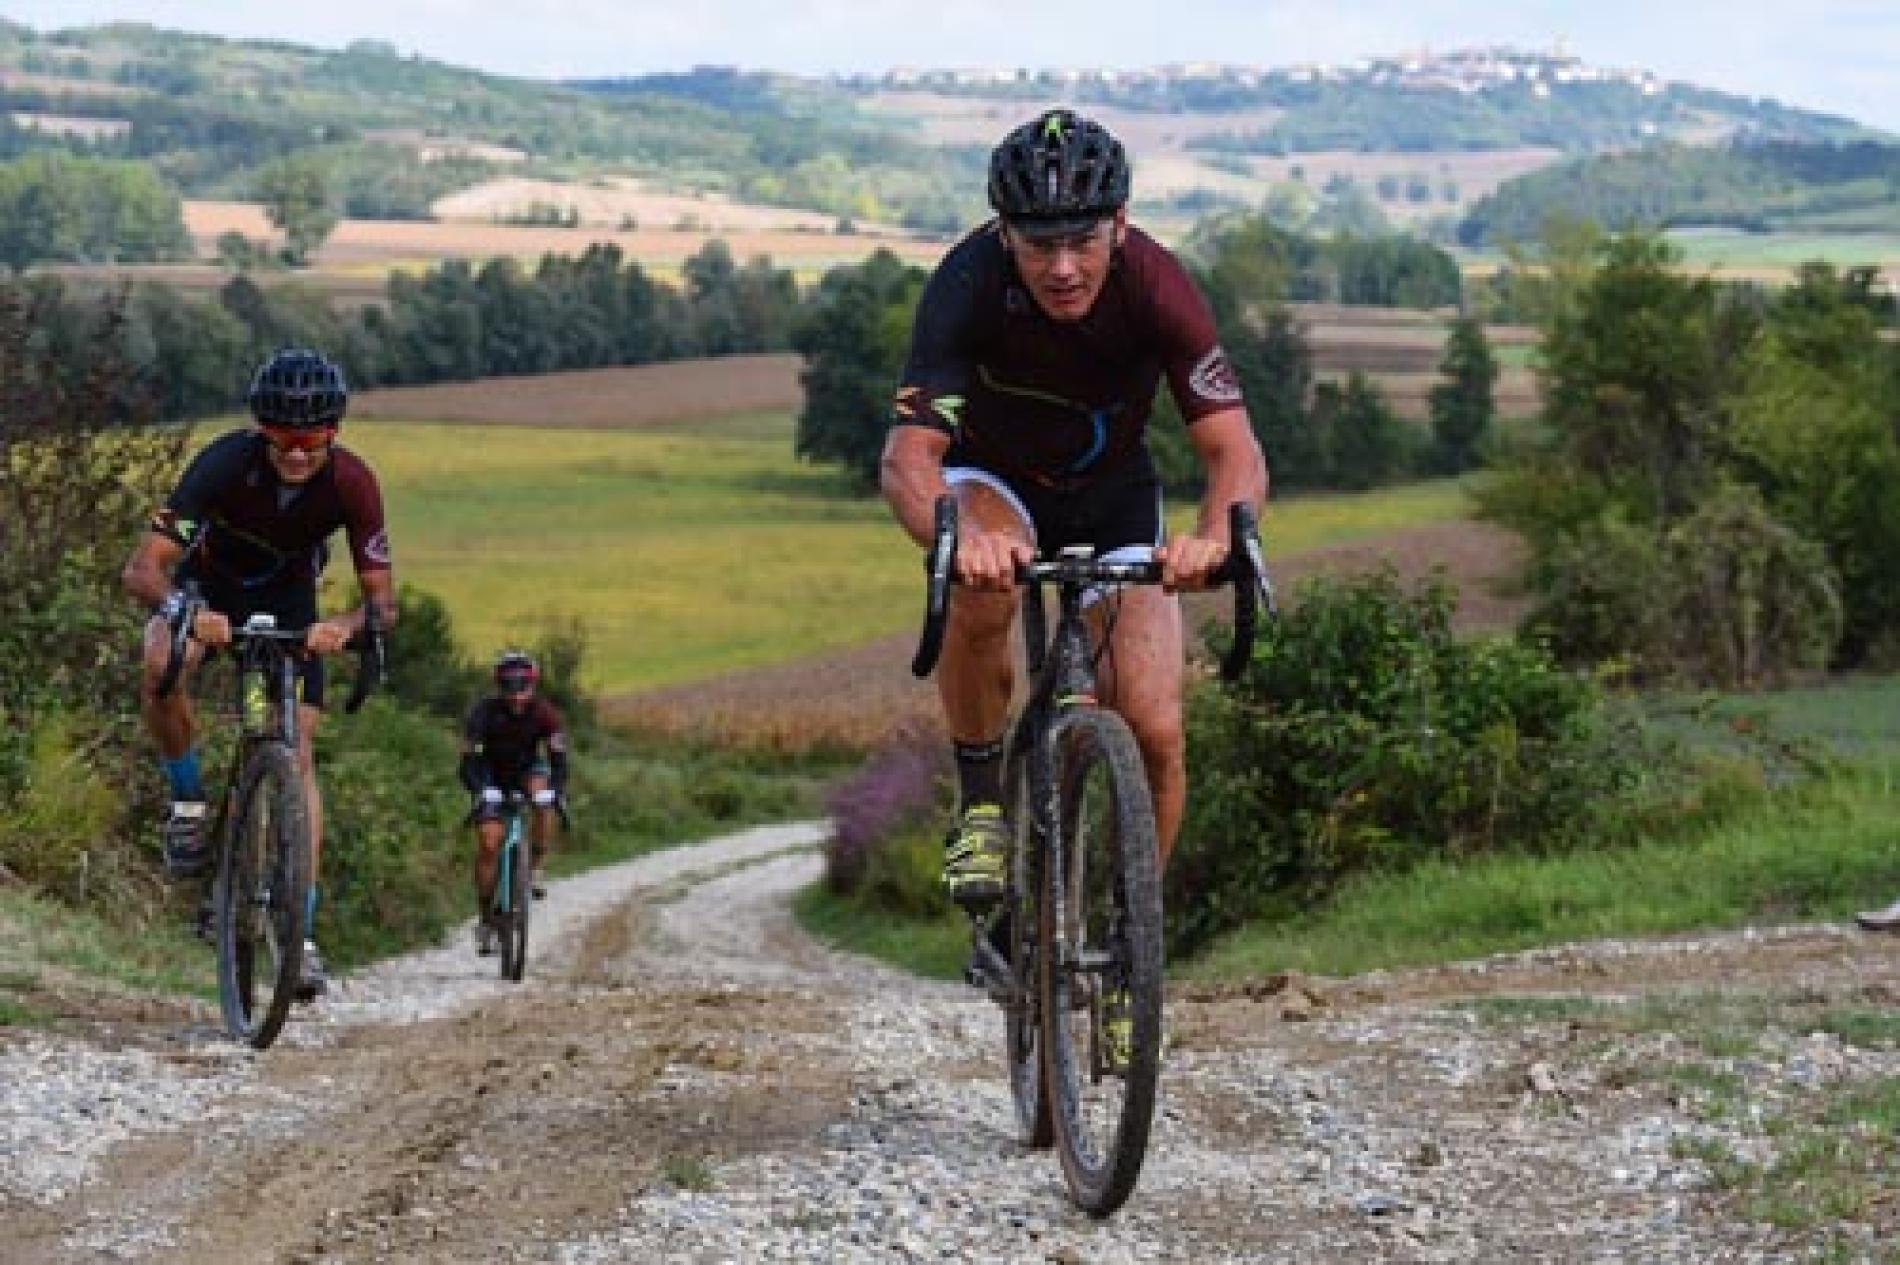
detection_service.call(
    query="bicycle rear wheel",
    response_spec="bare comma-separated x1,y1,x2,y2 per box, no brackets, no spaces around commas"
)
215,742,309,1050
505,829,532,983
1003,734,1053,1148
1041,708,1164,1217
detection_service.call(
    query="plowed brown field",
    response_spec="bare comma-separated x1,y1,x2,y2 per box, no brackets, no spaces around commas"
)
352,354,803,427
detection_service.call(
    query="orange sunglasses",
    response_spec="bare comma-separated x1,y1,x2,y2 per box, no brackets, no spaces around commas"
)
260,424,337,453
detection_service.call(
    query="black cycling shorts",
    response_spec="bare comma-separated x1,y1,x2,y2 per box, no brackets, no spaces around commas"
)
182,574,327,710
943,462,1163,558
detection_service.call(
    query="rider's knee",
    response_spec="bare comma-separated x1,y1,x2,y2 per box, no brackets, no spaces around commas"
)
1127,708,1186,762
949,586,1016,637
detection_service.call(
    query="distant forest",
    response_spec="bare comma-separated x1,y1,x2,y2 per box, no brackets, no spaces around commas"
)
1460,139,1900,245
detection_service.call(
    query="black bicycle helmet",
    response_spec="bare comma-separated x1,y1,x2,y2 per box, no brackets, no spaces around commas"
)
987,108,1131,234
495,650,539,694
248,348,348,428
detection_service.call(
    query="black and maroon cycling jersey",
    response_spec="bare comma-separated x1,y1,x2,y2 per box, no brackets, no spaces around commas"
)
462,696,568,791
151,429,391,595
891,222,1245,491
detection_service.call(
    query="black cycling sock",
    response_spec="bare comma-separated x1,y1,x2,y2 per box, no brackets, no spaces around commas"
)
953,738,1005,809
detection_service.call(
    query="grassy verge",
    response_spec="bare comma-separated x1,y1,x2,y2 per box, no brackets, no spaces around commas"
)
793,881,967,982
0,887,217,1005
797,670,1900,985
1185,762,1899,980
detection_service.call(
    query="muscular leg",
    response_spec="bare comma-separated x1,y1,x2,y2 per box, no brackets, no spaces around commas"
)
296,704,323,876
1091,587,1187,868
526,771,554,870
937,483,1031,745
139,616,203,760
473,818,504,914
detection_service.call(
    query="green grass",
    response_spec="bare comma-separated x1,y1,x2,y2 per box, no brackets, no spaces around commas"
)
0,888,216,1001
1184,763,1900,980
314,411,1477,695
793,881,967,981
334,410,914,694
1723,1078,1900,1234
1666,229,1900,270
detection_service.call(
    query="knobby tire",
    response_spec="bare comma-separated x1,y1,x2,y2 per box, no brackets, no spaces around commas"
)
216,742,309,1050
1004,734,1053,1148
505,826,532,983
1041,708,1164,1217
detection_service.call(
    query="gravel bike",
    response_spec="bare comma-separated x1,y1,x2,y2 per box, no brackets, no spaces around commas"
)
912,495,1272,1216
158,597,385,1048
487,790,534,982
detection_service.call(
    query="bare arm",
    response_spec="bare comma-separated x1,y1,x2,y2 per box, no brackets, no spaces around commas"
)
880,424,954,549
1188,407,1269,543
1157,407,1269,591
121,531,186,611
881,425,1032,590
307,568,398,655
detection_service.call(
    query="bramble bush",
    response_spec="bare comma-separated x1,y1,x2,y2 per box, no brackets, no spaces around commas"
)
1168,568,1676,955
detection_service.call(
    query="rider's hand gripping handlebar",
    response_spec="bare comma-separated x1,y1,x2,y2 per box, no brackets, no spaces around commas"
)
909,494,1275,681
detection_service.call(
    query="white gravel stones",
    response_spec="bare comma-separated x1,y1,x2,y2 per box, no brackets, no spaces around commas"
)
0,1038,246,1204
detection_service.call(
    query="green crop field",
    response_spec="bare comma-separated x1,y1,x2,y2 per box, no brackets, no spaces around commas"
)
309,409,1476,694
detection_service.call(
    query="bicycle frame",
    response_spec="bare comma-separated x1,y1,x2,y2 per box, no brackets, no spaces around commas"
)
492,794,529,916
916,498,1274,988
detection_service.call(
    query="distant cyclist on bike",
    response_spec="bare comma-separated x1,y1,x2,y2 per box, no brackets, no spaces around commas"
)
881,108,1268,913
460,651,569,956
122,347,396,1001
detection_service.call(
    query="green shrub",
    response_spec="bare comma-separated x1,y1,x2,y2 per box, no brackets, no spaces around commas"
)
1,709,124,896
1521,487,1842,688
1170,568,1670,955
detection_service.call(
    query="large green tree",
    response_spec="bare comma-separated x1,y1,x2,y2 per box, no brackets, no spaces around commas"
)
1428,316,1498,474
792,250,925,490
256,155,339,267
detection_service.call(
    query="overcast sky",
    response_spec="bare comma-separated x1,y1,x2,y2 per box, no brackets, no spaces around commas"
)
8,1,1898,132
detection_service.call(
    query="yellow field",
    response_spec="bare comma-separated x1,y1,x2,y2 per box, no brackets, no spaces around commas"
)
318,399,1482,701
334,410,917,694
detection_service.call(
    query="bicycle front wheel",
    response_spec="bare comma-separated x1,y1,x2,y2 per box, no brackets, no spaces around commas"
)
215,742,309,1050
504,830,531,983
1003,733,1052,1148
1041,708,1165,1217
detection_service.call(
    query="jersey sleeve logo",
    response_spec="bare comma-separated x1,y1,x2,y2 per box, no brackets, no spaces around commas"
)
362,529,391,566
1188,347,1243,405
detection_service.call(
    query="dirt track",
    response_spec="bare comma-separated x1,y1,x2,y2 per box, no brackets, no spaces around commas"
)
5,823,1895,1262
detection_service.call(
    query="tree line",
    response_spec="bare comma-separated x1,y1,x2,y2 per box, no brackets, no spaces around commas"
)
1460,138,1900,246
15,237,802,423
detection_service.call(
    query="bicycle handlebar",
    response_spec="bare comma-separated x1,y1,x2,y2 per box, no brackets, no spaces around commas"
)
343,600,387,715
154,591,389,712
910,495,1276,682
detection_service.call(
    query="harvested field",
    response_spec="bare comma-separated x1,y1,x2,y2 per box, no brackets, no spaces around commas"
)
434,177,864,234
181,201,950,273
1336,367,1541,421
605,518,1529,753
352,355,803,427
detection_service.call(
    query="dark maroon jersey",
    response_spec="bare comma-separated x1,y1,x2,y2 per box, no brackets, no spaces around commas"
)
891,222,1244,489
152,429,391,590
463,696,567,780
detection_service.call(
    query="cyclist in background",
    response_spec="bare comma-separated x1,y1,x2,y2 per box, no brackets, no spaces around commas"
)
881,107,1268,922
460,651,569,956
122,347,396,1001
